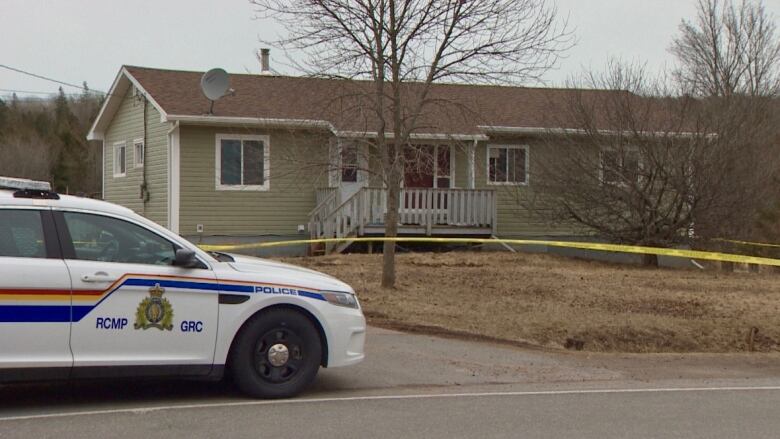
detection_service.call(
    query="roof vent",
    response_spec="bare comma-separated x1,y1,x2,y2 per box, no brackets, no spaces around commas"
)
260,48,271,75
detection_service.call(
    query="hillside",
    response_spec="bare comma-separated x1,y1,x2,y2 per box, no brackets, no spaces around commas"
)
0,89,103,195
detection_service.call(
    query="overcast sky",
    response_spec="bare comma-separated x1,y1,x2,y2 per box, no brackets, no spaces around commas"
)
2,0,779,98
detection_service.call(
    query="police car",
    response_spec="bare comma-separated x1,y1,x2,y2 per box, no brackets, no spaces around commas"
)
0,177,365,398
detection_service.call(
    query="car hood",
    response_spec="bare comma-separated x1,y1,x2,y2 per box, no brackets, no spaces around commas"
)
223,253,353,293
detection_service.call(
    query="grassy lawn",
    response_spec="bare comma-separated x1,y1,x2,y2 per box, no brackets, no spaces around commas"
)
285,251,780,353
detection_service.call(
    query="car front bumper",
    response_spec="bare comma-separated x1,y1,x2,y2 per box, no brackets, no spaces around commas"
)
323,308,366,368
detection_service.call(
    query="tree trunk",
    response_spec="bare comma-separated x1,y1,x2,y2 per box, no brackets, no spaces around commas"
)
382,165,402,288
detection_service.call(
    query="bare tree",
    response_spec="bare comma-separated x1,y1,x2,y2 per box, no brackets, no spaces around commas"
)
251,0,571,287
522,1,780,264
670,0,780,97
0,91,103,194
524,61,777,265
669,0,780,246
0,135,55,181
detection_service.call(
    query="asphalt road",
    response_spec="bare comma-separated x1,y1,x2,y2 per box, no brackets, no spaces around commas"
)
1,327,780,438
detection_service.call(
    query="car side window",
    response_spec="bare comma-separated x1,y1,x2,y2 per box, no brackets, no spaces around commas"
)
62,212,177,266
0,209,46,259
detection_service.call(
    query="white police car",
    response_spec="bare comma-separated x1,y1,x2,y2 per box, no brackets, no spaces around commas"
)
0,177,365,398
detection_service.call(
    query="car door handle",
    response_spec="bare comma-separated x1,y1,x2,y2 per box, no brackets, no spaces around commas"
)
81,272,117,283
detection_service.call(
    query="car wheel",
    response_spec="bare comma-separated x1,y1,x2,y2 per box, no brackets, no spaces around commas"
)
230,308,322,398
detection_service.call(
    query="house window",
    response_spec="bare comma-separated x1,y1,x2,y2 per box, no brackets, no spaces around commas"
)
601,149,640,185
134,139,144,168
488,145,527,185
215,134,270,191
113,142,126,177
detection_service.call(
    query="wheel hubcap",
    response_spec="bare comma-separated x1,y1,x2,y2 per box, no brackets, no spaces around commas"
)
267,343,290,367
254,328,304,383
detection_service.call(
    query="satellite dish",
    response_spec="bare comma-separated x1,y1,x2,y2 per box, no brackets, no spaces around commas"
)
201,68,230,105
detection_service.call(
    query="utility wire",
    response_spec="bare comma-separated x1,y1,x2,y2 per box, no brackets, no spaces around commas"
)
0,64,107,94
0,88,82,96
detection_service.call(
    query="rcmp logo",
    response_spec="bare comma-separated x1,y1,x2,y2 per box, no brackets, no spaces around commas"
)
134,283,174,331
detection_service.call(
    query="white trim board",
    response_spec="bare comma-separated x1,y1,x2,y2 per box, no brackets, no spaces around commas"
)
166,116,490,142
167,121,180,234
477,125,712,138
87,67,169,141
101,140,106,199
337,131,489,141
467,140,477,189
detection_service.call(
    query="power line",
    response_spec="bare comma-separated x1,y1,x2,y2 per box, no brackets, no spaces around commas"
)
0,88,80,96
0,64,107,95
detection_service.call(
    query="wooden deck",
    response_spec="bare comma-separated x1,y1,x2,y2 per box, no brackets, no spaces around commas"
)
309,187,497,253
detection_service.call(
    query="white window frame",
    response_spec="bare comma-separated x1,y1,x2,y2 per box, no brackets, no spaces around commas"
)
133,138,144,168
113,142,126,178
215,133,270,191
486,144,528,186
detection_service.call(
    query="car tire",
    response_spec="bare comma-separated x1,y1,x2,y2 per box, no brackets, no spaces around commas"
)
230,308,322,399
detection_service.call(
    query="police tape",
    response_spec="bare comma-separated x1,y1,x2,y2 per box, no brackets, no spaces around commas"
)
198,237,780,267
713,238,780,249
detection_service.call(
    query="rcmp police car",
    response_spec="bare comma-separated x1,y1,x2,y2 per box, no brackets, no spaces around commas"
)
0,177,365,398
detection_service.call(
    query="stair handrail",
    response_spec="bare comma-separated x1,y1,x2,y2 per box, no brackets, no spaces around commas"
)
308,189,338,218
318,188,366,241
308,189,339,239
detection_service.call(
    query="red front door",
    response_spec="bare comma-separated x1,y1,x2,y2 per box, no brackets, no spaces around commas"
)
403,146,435,213
403,145,435,188
402,146,451,221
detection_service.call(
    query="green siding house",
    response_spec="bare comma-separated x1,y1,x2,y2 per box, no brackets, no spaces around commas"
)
87,65,602,254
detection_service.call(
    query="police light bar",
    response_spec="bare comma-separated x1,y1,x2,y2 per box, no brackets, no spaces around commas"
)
0,176,52,192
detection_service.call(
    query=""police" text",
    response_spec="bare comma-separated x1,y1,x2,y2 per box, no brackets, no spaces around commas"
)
256,286,299,296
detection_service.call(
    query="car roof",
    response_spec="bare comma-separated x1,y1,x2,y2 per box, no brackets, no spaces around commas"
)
0,188,136,217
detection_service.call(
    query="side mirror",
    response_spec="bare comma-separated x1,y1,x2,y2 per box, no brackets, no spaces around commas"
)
173,249,200,268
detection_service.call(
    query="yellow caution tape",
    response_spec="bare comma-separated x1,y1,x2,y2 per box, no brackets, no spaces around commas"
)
713,238,780,249
198,237,780,267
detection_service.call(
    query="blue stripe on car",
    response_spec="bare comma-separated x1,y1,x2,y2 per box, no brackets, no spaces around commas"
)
0,278,322,323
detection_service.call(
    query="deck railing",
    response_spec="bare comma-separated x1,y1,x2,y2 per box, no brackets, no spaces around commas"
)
310,187,497,247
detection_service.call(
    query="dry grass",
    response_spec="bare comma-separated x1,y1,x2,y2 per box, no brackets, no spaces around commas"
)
283,252,780,353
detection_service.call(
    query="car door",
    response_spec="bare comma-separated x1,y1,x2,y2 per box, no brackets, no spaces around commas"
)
56,210,219,377
0,208,73,379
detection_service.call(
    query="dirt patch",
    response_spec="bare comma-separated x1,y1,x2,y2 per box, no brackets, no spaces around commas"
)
281,252,780,353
